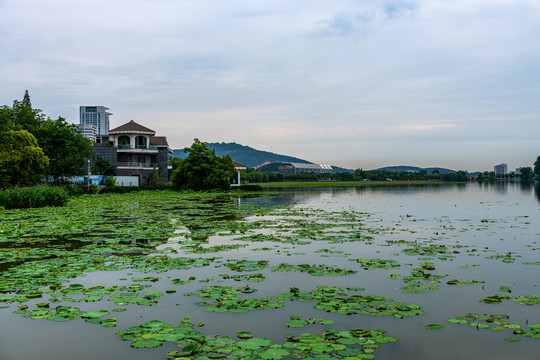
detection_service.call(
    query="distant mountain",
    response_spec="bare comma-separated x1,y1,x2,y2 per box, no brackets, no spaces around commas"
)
171,142,352,172
376,166,463,175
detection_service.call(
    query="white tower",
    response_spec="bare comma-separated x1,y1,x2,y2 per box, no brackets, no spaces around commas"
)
79,106,112,135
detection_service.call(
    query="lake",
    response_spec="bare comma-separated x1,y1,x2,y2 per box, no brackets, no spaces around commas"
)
0,182,539,359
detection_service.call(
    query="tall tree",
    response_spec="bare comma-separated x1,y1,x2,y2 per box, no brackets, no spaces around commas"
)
22,90,32,108
534,156,540,177
171,139,235,191
2,92,94,183
33,117,93,182
10,91,44,133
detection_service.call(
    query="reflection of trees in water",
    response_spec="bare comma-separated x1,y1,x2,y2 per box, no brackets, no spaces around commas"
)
519,180,533,195
477,180,536,196
535,181,540,203
354,183,464,196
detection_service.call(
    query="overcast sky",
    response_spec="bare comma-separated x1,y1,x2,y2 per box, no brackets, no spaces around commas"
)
1,0,539,171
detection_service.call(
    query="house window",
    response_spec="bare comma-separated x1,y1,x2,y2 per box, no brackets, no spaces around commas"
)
118,136,130,146
135,136,147,149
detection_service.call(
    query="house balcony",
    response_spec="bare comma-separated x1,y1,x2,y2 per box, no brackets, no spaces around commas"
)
116,144,158,154
117,162,158,169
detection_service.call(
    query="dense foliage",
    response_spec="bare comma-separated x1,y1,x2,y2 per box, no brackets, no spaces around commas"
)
0,186,69,209
99,184,174,194
0,129,49,187
93,157,116,176
240,168,469,183
171,139,235,191
535,156,540,177
0,91,93,186
33,117,94,182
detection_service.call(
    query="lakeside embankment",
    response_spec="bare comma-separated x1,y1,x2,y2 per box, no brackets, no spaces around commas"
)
254,180,462,188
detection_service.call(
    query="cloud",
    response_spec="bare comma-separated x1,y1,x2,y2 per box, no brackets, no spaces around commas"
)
313,0,419,37
1,0,539,170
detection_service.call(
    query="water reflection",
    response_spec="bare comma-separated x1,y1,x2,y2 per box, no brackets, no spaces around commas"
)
519,180,533,195
535,181,540,203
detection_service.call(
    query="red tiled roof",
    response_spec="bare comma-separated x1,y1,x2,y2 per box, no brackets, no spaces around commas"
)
110,120,155,134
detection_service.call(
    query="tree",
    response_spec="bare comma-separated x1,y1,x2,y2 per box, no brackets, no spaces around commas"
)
10,90,45,134
171,139,235,191
168,157,183,179
520,167,533,181
534,156,540,177
33,117,93,182
149,166,160,185
22,90,32,108
0,129,49,187
94,157,116,175
2,91,92,183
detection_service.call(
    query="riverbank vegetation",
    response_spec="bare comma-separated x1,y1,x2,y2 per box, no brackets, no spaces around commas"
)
0,186,69,209
241,168,469,184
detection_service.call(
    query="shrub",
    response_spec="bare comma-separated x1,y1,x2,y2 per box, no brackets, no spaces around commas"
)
62,184,84,197
104,177,116,187
0,186,69,209
238,184,263,192
140,183,173,191
99,186,127,194
87,184,100,194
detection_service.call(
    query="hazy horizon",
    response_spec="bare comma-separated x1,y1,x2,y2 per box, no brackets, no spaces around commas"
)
1,0,539,172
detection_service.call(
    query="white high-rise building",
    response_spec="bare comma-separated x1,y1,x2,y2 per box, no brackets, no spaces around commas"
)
77,123,97,142
79,106,112,135
494,163,508,175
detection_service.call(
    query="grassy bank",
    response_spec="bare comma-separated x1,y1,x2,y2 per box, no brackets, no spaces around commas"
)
0,186,69,209
253,180,457,188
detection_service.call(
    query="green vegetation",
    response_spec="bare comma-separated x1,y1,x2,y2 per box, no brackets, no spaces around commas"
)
0,186,68,209
1,183,539,359
93,157,116,176
171,142,311,168
33,117,93,182
171,139,235,191
0,91,92,187
117,318,396,359
241,168,468,184
447,313,540,340
520,167,534,181
0,129,49,187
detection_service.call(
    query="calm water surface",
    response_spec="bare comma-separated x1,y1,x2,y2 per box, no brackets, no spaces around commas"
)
1,182,539,360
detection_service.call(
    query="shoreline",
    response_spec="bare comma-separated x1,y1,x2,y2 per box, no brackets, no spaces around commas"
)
252,180,464,188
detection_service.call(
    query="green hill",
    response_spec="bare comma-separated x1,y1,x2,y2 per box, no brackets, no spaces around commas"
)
171,142,352,173
172,142,311,168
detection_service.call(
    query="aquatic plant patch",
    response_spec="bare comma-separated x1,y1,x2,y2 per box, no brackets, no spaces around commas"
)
447,313,540,340
116,317,397,359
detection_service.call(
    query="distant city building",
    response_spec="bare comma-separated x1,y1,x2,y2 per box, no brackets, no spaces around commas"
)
257,162,332,175
494,163,508,175
77,123,97,142
80,106,112,136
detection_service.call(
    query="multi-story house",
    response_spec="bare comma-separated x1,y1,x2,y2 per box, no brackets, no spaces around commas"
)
94,120,172,184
